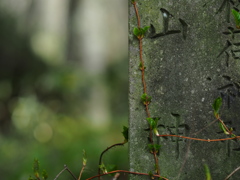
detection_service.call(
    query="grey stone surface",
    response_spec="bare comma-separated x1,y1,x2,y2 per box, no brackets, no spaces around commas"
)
129,1,240,179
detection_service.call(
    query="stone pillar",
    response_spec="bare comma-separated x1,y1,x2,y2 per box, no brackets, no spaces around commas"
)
129,1,240,179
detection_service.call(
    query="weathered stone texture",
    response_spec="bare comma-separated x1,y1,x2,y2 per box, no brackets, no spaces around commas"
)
129,1,240,179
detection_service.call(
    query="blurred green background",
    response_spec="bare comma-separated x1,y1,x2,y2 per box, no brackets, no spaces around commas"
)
0,0,128,179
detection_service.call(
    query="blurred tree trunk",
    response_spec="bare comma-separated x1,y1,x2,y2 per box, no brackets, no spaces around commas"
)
25,0,37,34
66,0,81,62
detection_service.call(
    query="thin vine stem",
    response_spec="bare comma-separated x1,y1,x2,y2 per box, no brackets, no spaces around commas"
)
224,166,240,180
132,1,141,27
98,142,125,179
217,115,231,134
139,38,147,95
87,170,169,180
177,118,218,178
192,119,218,135
158,134,240,142
54,165,77,180
78,164,86,180
132,0,160,176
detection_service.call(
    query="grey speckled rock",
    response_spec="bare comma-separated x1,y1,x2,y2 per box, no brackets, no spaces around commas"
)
129,1,240,179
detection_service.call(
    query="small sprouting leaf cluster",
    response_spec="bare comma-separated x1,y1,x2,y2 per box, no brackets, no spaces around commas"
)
148,171,158,179
141,93,152,105
133,26,150,39
99,163,108,174
213,97,236,137
148,171,153,177
147,117,159,136
29,159,48,180
148,144,161,154
99,163,117,175
122,126,129,143
82,150,87,166
139,62,146,71
232,9,240,29
219,123,236,137
218,123,227,135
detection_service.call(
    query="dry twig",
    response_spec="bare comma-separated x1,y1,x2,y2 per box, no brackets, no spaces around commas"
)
224,166,240,180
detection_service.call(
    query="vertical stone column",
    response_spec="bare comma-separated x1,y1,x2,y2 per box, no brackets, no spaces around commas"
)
129,1,240,179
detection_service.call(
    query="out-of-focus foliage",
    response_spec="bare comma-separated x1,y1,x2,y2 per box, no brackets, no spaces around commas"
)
0,0,128,179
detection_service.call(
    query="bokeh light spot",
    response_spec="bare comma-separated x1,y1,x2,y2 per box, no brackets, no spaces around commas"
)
33,122,53,143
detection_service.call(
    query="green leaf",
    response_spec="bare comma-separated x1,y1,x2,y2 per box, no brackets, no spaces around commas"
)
153,128,159,136
148,171,153,178
148,144,154,152
154,144,161,152
212,97,222,117
133,26,150,39
141,93,146,99
106,164,117,176
28,176,34,180
82,149,87,166
147,118,156,129
141,93,147,102
139,62,146,70
133,27,140,37
141,93,152,105
99,163,108,174
143,26,150,33
148,144,161,153
147,118,160,135
153,117,159,125
42,170,48,180
122,126,129,143
204,164,212,180
148,96,152,102
147,118,158,128
218,122,229,135
232,9,240,28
